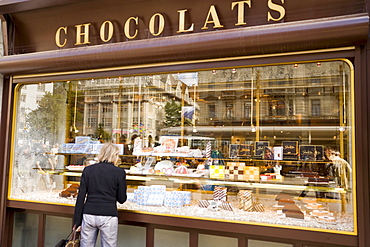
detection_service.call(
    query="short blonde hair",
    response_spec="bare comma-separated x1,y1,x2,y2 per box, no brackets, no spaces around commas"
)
97,143,120,164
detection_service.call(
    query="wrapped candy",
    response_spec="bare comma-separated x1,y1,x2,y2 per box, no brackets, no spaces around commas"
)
174,165,189,174
252,200,265,212
238,190,253,212
198,200,210,208
213,186,227,201
220,201,234,211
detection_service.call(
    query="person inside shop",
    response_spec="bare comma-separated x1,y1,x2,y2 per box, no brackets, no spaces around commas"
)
33,144,55,191
16,145,34,193
73,143,127,247
50,143,59,168
326,148,352,190
263,147,274,160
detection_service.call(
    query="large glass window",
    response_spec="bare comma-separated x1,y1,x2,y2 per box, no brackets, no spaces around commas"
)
9,60,355,233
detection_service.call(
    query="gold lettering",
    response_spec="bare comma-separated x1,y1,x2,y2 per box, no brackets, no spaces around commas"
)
231,1,251,26
201,5,224,30
177,9,194,33
267,0,285,21
75,23,91,45
124,17,139,39
100,21,114,42
149,13,165,36
55,27,67,47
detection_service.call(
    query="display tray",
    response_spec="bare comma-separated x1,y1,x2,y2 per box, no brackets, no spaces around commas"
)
132,152,203,158
126,170,206,178
66,165,85,171
9,190,354,232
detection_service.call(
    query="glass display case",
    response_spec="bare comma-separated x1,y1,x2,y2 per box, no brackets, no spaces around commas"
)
9,60,355,233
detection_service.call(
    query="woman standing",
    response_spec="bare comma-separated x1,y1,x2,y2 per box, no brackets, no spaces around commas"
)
73,143,127,247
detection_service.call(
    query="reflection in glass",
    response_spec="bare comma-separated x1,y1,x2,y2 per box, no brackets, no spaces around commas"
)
10,61,355,233
248,239,293,247
12,212,38,247
198,234,238,247
154,229,189,247
44,215,72,247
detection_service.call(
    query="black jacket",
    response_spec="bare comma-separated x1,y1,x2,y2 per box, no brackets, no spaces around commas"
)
73,162,127,227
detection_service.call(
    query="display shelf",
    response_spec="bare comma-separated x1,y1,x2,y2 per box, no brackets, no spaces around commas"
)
133,152,202,158
53,167,341,195
57,152,332,165
124,174,345,193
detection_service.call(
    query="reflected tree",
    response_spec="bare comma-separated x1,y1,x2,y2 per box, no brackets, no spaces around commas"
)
164,100,192,127
26,91,66,144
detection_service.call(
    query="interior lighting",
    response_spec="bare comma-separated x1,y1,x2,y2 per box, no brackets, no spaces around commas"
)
294,64,298,68
231,68,237,73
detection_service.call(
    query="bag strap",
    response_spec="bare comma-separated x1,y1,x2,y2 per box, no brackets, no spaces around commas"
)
69,229,80,241
65,230,73,240
71,229,76,241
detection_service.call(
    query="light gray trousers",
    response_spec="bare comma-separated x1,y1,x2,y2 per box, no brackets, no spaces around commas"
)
81,214,118,247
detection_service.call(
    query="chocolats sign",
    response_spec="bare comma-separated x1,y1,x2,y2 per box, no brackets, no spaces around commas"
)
55,0,285,48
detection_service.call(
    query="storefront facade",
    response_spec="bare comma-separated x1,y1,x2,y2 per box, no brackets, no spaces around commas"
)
0,0,369,246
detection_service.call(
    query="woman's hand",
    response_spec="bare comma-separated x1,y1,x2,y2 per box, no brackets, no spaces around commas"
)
72,225,81,232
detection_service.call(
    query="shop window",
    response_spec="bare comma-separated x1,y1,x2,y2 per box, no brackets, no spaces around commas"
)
9,61,355,234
